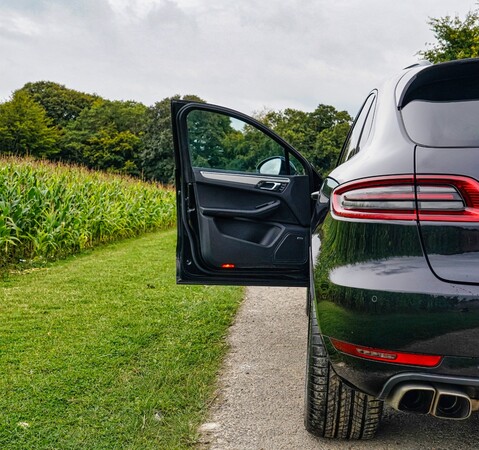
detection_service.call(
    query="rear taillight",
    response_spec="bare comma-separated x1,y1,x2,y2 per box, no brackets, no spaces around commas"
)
418,175,479,222
331,175,479,222
332,176,416,221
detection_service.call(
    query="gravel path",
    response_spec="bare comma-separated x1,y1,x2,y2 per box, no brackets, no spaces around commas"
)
198,286,479,450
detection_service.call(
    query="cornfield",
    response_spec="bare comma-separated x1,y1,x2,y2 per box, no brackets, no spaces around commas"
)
0,157,176,267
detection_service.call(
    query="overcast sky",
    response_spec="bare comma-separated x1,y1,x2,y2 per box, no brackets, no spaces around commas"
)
0,0,476,115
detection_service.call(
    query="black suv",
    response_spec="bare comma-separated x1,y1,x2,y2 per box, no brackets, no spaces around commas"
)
172,58,479,439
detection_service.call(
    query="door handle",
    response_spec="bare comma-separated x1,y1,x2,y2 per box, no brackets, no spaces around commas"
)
256,181,286,191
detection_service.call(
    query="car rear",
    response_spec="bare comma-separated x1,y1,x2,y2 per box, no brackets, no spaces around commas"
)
314,59,479,420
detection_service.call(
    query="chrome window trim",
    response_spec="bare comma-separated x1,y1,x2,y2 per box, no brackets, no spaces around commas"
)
199,171,290,185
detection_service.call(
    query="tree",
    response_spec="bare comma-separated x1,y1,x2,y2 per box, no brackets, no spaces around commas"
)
18,81,99,126
419,8,479,62
61,99,147,176
259,108,313,151
140,94,204,184
312,121,351,177
255,104,351,176
1,77,352,183
0,90,59,157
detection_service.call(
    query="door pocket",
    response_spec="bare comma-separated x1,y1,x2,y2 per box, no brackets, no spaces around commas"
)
215,217,282,246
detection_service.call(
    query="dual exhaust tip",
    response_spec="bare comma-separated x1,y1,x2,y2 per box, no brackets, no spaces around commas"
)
389,383,473,420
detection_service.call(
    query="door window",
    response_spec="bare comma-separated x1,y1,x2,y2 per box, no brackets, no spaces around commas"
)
186,109,304,175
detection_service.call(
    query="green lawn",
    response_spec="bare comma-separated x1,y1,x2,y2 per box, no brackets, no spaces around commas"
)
0,230,243,449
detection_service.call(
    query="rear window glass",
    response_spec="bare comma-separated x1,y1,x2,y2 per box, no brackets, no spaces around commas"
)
400,67,479,148
401,99,479,147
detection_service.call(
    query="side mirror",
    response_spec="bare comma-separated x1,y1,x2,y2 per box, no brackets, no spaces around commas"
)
257,156,298,176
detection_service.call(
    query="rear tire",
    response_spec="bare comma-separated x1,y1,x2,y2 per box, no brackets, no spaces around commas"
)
304,301,383,439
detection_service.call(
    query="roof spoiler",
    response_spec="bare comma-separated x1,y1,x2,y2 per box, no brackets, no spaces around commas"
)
398,58,479,109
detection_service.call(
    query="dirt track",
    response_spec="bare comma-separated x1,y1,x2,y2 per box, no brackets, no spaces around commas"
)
198,287,479,450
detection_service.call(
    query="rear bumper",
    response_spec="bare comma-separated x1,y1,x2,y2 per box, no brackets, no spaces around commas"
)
316,264,479,397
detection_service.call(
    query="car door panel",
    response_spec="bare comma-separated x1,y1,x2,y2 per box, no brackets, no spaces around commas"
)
193,172,310,269
172,100,320,286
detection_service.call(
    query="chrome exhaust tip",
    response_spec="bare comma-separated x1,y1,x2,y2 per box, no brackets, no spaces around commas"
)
388,383,435,414
432,387,472,420
387,383,473,420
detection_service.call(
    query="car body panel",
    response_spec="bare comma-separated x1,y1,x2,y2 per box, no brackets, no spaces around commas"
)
416,146,479,284
331,76,415,184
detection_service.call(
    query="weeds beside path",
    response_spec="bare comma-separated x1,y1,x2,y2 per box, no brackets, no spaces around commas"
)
0,230,242,449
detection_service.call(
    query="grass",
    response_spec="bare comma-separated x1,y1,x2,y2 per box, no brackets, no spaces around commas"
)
0,229,243,449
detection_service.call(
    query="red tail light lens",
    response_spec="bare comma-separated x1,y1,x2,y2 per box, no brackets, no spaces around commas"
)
332,176,416,221
417,175,479,222
331,175,479,222
330,338,442,367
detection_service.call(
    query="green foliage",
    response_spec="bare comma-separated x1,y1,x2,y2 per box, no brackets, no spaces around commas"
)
312,121,351,178
0,91,60,158
419,9,479,62
1,79,351,182
260,108,313,150
187,108,236,168
61,99,147,176
222,124,286,173
257,104,352,176
177,103,351,178
18,81,99,126
141,94,204,184
0,157,175,269
0,230,242,449
2,83,148,178
185,109,297,174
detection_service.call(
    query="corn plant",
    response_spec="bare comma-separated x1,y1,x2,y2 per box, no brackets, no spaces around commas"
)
0,157,175,267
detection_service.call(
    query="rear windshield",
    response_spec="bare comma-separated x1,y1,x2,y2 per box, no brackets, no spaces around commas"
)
400,62,479,148
401,99,479,147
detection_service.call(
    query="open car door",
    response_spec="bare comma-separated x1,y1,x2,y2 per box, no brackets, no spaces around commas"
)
172,100,321,286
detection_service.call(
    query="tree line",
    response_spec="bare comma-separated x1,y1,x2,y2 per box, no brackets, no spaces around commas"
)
0,82,351,183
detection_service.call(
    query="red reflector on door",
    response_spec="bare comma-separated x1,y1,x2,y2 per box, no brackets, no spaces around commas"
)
330,338,442,367
221,263,235,269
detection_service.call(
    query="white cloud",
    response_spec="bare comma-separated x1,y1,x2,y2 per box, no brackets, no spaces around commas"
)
106,0,171,22
0,11,41,37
